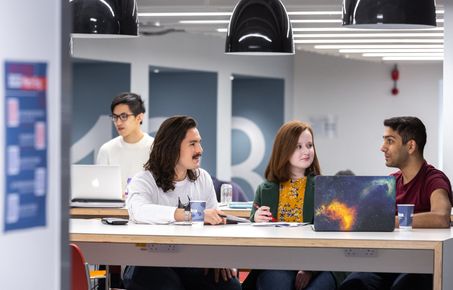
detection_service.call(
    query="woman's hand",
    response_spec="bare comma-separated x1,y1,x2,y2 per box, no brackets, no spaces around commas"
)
254,206,273,223
295,270,313,290
204,209,225,225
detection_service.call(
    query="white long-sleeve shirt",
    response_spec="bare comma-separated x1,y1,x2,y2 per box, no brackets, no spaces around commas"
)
126,168,218,224
96,133,154,192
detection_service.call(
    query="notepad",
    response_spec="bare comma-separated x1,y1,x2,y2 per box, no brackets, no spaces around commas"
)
219,214,251,224
228,201,253,209
252,222,309,227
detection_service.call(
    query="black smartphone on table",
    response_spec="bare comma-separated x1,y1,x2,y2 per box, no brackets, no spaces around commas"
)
101,217,129,225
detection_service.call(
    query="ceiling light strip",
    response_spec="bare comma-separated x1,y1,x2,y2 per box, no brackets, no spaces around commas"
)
292,27,444,32
382,56,443,61
363,52,443,57
293,33,443,38
339,48,444,53
138,10,444,17
290,19,342,23
220,28,444,33
314,44,444,49
139,12,231,17
296,39,444,44
287,11,342,15
179,20,229,24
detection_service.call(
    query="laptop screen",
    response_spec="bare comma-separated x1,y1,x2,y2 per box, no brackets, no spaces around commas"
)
314,176,396,232
71,164,123,201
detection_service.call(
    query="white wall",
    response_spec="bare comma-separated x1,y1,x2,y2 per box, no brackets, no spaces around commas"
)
294,51,443,176
73,33,448,179
442,1,453,179
0,1,66,290
72,34,295,180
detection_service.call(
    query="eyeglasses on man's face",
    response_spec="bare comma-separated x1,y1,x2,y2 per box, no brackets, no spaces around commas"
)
110,113,135,122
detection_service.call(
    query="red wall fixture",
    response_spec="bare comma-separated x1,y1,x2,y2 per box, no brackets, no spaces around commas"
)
391,64,399,96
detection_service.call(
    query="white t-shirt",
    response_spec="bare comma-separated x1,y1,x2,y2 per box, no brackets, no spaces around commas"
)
126,168,218,224
96,133,154,191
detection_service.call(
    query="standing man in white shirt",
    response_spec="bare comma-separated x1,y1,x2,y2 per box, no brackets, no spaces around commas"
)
96,92,154,192
124,115,241,290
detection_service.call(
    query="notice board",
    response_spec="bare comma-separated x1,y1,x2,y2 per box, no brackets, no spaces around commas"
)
3,61,47,232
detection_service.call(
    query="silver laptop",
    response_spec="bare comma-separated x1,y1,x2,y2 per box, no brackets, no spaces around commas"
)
70,164,124,208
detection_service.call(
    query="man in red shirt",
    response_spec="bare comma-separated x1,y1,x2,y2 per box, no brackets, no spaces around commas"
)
340,116,452,290
383,116,452,228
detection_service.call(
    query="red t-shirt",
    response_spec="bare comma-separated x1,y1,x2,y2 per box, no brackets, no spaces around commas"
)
392,161,452,214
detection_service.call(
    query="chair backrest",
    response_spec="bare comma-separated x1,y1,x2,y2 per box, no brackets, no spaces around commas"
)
70,243,91,290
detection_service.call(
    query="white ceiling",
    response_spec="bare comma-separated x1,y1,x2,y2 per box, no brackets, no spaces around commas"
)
136,0,445,63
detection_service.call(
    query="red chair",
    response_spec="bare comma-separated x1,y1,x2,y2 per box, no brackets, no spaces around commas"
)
71,243,91,290
71,243,108,290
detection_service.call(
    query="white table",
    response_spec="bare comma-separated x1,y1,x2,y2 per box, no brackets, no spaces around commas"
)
70,219,453,290
70,206,251,219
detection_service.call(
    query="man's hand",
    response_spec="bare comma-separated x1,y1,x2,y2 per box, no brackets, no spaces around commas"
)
295,270,313,290
174,208,185,222
204,268,237,282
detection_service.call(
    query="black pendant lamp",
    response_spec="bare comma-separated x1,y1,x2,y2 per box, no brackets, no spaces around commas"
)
70,0,139,38
225,0,294,55
342,0,436,29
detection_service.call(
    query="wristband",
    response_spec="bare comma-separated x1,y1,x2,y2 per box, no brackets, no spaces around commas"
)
184,210,192,222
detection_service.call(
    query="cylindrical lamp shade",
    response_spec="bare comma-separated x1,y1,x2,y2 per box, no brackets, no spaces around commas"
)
71,0,139,38
225,0,294,55
343,0,437,29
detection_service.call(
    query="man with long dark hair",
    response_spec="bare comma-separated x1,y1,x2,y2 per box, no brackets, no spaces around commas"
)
124,115,241,290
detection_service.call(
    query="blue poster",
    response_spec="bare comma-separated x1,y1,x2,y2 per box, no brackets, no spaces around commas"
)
3,61,47,232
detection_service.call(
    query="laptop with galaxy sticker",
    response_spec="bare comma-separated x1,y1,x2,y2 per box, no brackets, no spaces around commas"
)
314,176,396,232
